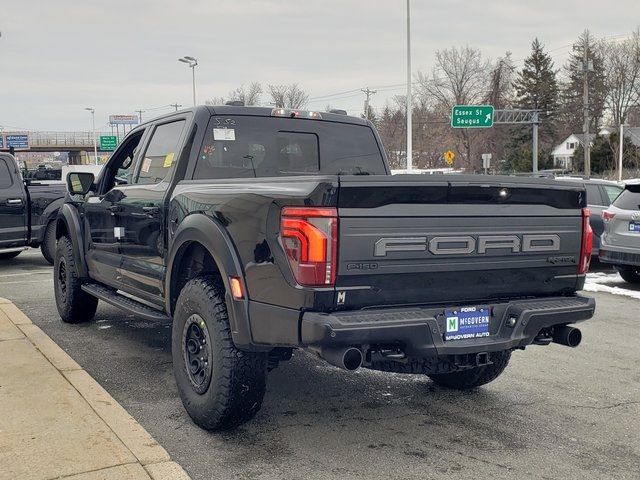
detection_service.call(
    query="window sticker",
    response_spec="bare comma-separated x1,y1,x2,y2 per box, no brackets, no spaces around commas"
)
213,128,236,141
163,152,175,168
141,157,152,173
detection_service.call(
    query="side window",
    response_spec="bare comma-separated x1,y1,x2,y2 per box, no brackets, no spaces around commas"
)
135,120,186,185
0,160,13,188
102,131,144,192
603,185,623,205
585,184,603,205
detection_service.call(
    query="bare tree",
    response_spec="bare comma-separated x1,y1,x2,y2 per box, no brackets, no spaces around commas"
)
205,96,226,106
228,82,263,105
417,46,491,169
418,46,491,108
485,52,516,109
268,83,309,109
602,29,640,126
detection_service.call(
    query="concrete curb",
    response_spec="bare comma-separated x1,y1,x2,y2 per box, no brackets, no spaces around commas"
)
0,298,191,480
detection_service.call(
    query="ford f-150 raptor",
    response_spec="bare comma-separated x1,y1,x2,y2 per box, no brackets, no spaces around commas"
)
54,105,596,430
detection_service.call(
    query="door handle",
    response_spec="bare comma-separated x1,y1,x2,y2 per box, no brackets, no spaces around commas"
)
142,206,160,216
6,198,23,205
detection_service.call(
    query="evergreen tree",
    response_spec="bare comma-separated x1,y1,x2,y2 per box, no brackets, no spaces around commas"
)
559,30,607,139
505,38,559,170
513,38,559,122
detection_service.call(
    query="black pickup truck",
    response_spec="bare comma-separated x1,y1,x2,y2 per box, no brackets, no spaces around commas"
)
0,152,65,263
54,105,595,431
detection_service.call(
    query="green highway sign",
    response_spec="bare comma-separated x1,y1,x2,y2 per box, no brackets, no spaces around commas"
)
99,135,118,151
451,105,494,128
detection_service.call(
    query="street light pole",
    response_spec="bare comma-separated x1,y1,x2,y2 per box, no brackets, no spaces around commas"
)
84,107,98,165
179,56,198,106
406,0,412,172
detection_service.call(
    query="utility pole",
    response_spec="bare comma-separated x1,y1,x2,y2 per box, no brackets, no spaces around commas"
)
361,87,377,119
135,109,145,123
170,103,182,112
406,0,412,171
579,33,593,178
618,121,625,182
532,110,539,173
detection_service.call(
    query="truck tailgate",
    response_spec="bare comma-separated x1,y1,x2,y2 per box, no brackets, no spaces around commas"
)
336,175,586,309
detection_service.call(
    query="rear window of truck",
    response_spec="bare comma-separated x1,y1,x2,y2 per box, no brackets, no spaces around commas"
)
193,116,386,179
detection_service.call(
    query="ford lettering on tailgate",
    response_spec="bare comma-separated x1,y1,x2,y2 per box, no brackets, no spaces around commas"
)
374,234,561,257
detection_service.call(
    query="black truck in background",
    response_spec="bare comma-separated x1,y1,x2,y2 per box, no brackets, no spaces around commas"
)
55,105,595,430
0,152,65,263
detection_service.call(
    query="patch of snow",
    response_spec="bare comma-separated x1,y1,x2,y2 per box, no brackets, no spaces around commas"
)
584,272,640,300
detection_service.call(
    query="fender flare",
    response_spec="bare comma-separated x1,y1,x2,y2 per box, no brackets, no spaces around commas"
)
166,213,255,349
56,203,88,279
37,198,65,243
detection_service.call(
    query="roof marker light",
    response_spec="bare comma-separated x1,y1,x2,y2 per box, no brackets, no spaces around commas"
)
271,108,322,120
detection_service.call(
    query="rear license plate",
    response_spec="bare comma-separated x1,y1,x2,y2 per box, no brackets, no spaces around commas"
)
444,306,491,341
629,221,640,232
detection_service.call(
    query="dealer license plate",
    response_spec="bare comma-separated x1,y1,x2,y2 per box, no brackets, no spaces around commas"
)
444,306,491,341
629,221,640,232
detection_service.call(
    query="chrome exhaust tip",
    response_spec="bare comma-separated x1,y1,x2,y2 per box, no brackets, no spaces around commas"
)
318,347,363,371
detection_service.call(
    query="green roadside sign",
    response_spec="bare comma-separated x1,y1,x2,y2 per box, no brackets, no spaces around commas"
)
451,105,494,128
99,135,118,151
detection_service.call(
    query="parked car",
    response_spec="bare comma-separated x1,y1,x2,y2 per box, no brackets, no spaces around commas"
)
0,153,66,263
599,183,640,283
54,105,595,431
555,177,623,255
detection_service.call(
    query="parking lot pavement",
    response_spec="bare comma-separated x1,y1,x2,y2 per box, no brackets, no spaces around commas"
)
1,249,639,480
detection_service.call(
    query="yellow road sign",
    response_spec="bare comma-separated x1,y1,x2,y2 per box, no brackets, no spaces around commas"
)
444,150,455,165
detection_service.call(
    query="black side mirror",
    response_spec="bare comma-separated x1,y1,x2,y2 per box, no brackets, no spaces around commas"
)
67,172,95,195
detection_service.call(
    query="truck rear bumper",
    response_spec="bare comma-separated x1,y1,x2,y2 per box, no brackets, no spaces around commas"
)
297,295,595,357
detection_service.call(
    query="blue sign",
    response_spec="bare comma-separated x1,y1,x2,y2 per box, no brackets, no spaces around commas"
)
6,134,29,149
444,306,491,341
0,136,3,149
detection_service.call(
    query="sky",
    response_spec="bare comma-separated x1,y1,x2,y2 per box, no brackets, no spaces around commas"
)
0,0,638,131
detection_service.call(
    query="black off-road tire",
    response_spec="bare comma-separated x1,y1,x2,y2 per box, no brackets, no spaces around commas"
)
0,251,21,260
428,351,511,390
172,277,268,431
41,221,57,265
54,236,98,323
616,265,640,284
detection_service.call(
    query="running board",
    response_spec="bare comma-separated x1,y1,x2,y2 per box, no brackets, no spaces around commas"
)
81,283,170,322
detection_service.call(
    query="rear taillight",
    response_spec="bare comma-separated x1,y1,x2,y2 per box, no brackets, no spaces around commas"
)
602,210,616,222
578,208,593,275
280,207,338,286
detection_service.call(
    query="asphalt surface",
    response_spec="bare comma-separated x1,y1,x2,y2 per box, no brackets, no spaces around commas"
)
1,250,639,480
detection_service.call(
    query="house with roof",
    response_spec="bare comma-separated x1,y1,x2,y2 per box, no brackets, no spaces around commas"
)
551,133,596,169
